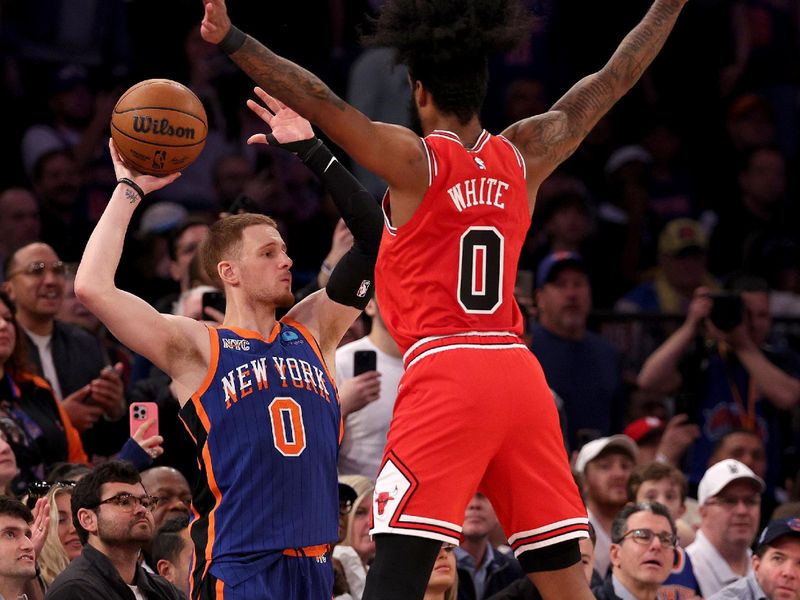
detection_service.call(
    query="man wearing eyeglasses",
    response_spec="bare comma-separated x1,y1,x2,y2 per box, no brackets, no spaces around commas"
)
3,241,128,459
686,458,765,598
592,502,678,600
45,460,184,599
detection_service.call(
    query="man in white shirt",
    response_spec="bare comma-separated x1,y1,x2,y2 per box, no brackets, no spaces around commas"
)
335,298,403,477
686,458,764,597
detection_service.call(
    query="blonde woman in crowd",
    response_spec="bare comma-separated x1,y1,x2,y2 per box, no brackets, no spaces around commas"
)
334,475,376,599
424,544,458,600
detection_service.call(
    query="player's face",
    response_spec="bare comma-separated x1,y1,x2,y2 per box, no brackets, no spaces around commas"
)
584,452,634,508
350,496,376,566
754,539,800,600
426,544,456,594
93,482,155,545
699,480,761,550
636,479,684,521
610,511,674,590
235,225,294,308
0,515,36,581
4,243,65,319
462,493,498,541
55,491,82,561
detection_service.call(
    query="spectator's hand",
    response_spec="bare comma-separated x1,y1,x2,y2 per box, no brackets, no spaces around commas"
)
109,139,180,194
62,386,104,432
338,372,381,417
132,418,164,460
89,363,126,419
30,496,50,558
246,87,314,145
686,287,712,330
201,0,232,45
655,414,699,464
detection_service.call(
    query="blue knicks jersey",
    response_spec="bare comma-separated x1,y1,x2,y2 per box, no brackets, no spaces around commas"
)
180,319,341,586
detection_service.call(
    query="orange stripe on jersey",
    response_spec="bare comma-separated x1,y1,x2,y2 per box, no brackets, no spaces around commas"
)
223,322,281,344
215,576,225,598
191,326,220,400
282,543,331,558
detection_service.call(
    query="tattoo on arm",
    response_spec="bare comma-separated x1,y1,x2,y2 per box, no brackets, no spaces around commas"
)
124,188,139,204
231,37,347,113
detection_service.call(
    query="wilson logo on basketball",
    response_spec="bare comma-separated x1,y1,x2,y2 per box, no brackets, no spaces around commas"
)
132,116,196,139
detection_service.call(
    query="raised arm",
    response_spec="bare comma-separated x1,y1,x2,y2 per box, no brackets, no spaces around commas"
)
246,89,383,362
200,0,427,200
502,0,689,193
74,141,211,401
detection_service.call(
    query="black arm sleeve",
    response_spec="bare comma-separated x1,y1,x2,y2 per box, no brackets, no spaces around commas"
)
270,135,383,309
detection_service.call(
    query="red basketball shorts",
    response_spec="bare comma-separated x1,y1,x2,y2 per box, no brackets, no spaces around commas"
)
370,332,589,557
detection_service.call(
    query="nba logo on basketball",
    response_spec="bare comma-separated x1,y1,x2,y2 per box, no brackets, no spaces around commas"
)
357,280,371,298
152,150,166,169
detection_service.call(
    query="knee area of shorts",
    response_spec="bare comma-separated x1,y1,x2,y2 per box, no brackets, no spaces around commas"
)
518,539,581,573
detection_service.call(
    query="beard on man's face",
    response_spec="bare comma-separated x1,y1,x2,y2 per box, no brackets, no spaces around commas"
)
408,96,423,137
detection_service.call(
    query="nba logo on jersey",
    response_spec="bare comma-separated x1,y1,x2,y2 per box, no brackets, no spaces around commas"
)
357,279,371,298
474,156,486,170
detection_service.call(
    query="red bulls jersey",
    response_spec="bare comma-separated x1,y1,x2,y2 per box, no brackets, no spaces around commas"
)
375,130,529,354
179,320,341,588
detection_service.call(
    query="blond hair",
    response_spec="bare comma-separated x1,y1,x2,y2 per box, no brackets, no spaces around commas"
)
339,474,375,548
38,486,74,586
199,213,279,287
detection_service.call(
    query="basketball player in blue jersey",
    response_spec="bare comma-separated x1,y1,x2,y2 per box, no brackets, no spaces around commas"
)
75,90,382,599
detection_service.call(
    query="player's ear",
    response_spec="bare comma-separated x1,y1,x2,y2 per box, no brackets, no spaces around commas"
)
217,261,236,286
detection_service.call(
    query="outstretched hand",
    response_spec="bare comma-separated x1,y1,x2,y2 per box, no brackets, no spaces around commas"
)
109,139,181,195
246,87,314,146
200,0,231,45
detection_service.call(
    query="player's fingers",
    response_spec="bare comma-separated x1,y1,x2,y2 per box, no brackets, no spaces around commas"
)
246,133,269,146
253,87,282,115
245,98,272,123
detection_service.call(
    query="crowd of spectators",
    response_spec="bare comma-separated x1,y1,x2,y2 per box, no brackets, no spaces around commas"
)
0,1,798,599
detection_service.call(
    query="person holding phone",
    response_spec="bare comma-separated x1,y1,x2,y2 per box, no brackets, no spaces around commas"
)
638,275,800,493
335,298,402,478
75,89,382,600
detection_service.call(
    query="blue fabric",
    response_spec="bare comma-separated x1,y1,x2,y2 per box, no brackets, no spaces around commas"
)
529,324,625,450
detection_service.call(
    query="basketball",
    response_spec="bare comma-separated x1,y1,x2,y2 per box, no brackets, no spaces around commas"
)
111,79,207,176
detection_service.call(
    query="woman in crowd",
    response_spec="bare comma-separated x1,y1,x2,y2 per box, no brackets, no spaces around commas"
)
36,481,80,586
0,290,87,495
424,544,458,600
334,475,376,600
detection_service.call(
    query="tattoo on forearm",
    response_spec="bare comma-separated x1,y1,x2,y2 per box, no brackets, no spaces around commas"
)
232,37,347,112
124,188,139,204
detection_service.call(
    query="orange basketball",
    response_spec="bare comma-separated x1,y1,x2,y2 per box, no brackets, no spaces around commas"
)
111,79,207,176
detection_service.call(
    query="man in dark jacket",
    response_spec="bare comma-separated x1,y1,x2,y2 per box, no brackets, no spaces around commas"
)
45,461,185,600
456,494,525,600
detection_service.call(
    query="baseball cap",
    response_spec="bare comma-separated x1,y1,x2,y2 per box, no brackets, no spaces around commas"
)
756,518,800,550
536,251,587,288
138,202,188,235
623,417,665,445
575,435,638,474
658,218,708,257
697,458,765,506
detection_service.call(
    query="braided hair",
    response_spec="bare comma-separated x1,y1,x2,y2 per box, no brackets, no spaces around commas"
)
366,0,530,124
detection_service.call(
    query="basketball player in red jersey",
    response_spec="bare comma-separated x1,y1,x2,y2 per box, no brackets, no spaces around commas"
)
201,0,689,598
